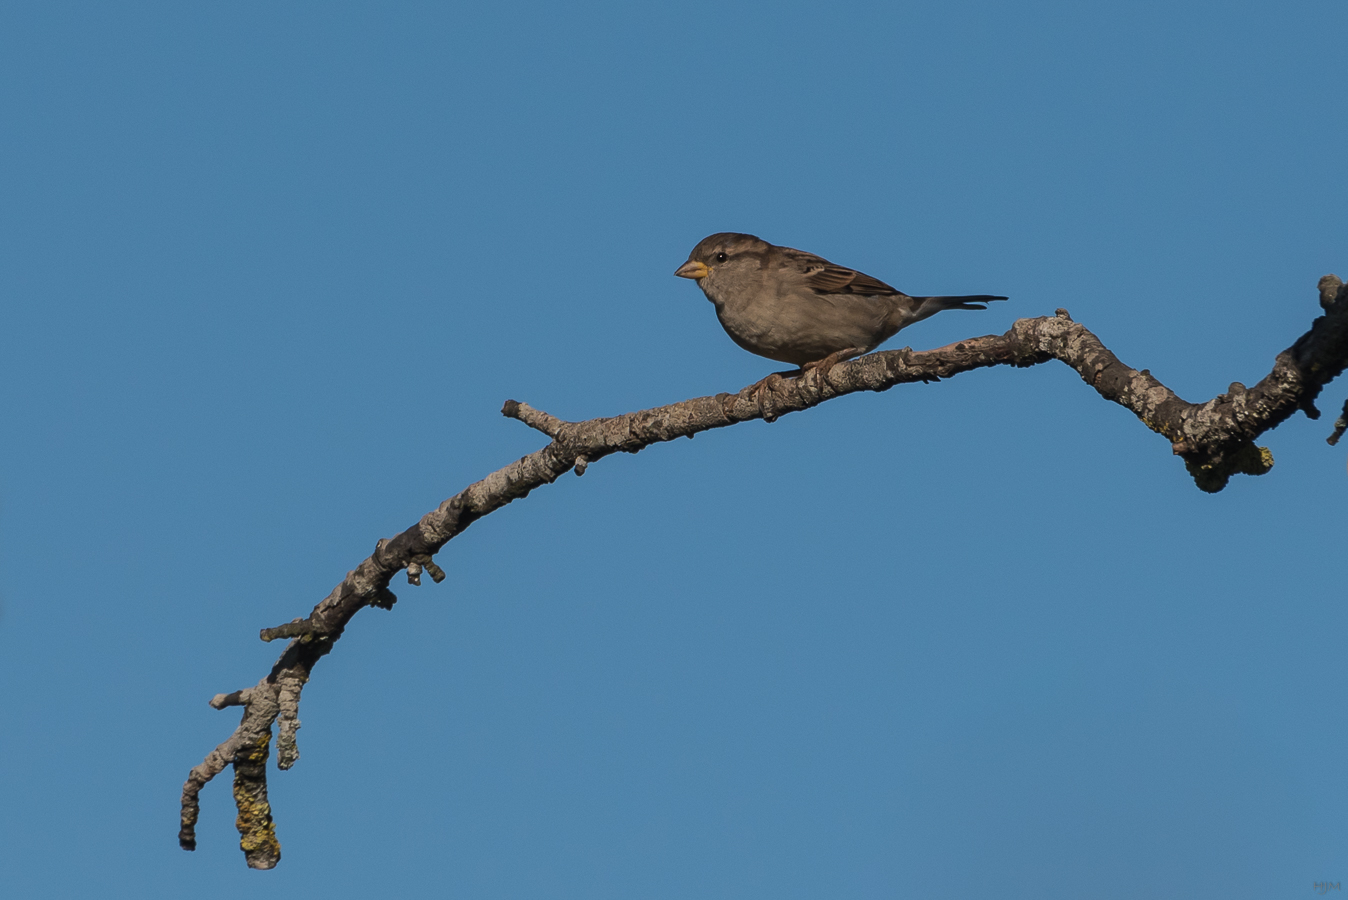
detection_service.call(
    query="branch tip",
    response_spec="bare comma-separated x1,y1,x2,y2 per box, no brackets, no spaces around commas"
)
1328,397,1348,446
501,400,566,437
260,618,314,643
210,690,249,709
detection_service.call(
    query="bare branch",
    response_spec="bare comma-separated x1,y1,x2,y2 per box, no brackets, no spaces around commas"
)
181,276,1348,868
501,399,567,437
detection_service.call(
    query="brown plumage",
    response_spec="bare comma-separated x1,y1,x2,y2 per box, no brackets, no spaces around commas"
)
675,232,1006,368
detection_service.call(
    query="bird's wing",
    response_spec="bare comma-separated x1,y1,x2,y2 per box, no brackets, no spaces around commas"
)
783,248,904,296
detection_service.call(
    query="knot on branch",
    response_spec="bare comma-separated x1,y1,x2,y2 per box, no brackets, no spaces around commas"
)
1319,274,1344,311
1182,442,1274,493
406,555,446,585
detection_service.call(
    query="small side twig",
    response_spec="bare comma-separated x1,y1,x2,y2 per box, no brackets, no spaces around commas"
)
1328,397,1348,446
502,399,568,438
210,689,250,710
260,618,316,643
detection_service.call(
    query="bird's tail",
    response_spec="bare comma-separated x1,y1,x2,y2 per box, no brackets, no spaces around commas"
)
915,294,1008,312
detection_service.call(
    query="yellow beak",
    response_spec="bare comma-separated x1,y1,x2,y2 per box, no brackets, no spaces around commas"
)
674,260,710,280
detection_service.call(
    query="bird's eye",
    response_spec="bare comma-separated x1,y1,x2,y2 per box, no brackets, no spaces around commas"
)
715,252,728,262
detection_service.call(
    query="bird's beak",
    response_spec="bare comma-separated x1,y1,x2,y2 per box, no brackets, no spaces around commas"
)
674,260,710,280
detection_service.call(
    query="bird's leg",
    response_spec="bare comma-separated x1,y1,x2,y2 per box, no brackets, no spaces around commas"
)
801,347,866,385
723,368,798,419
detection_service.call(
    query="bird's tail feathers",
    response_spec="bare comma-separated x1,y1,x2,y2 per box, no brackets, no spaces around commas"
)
916,294,1009,312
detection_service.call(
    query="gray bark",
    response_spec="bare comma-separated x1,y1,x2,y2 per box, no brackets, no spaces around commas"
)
180,275,1348,869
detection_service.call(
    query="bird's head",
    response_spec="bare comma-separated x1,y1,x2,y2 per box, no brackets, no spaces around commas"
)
674,233,766,281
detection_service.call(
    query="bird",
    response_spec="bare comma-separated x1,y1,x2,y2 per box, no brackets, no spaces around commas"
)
674,232,1007,380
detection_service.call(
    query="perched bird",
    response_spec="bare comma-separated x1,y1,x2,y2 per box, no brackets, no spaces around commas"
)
674,232,1007,376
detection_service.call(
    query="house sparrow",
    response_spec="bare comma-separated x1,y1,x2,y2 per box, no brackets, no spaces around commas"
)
674,232,1006,375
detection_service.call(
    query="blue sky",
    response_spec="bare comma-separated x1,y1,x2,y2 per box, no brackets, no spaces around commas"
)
3,1,1347,897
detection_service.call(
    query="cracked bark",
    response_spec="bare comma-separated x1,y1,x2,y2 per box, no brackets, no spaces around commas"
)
181,275,1348,869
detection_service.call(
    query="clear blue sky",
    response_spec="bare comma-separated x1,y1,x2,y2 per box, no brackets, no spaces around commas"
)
3,2,1347,897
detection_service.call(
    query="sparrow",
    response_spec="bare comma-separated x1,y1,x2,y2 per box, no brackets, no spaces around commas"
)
674,232,1007,376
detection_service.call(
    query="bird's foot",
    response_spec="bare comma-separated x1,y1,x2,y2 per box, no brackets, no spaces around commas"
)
723,371,793,421
801,348,860,387
752,372,789,421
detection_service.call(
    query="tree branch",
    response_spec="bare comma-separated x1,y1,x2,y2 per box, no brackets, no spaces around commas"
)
180,275,1348,868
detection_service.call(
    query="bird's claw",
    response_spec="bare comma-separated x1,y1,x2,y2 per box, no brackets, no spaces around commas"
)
801,354,837,381
723,371,797,421
801,349,854,388
752,372,787,421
